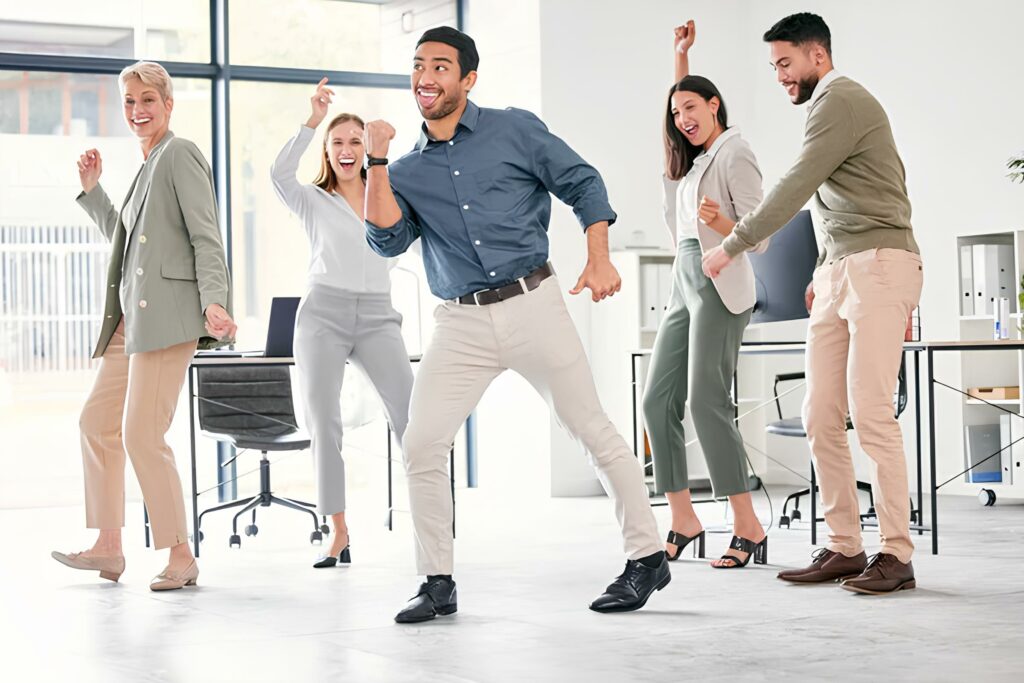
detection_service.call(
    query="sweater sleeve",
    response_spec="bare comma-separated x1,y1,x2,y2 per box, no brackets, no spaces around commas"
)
721,91,858,257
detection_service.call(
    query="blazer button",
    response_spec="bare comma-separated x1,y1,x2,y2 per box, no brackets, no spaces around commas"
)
139,235,147,243
136,268,144,275
139,300,148,309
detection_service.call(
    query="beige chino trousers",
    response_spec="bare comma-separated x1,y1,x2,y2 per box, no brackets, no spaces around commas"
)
802,248,923,563
79,318,197,549
403,276,663,575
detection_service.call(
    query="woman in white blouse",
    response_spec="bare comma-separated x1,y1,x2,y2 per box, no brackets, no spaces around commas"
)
271,78,413,568
642,22,770,569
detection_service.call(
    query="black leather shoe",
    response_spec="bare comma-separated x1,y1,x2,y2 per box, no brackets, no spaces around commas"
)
589,554,671,613
394,576,458,624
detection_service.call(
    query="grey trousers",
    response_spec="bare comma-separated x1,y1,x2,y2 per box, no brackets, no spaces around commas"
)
293,285,413,515
642,240,752,497
403,276,663,575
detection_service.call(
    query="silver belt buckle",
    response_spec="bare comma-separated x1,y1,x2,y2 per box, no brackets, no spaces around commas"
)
472,289,485,305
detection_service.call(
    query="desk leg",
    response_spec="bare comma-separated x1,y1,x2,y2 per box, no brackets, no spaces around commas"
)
189,366,200,558
387,424,393,531
914,350,923,534
631,354,639,457
927,348,938,555
450,446,456,539
810,463,817,546
144,505,150,548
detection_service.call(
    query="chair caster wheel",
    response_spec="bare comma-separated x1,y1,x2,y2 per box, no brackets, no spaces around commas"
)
790,509,802,521
310,531,323,545
779,515,790,528
320,524,330,535
978,488,997,506
229,534,241,548
244,524,258,537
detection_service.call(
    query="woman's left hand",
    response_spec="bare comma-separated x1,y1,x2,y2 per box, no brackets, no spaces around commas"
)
204,304,237,341
698,195,720,225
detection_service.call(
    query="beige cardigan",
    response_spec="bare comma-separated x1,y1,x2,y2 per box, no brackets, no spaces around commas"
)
662,128,767,314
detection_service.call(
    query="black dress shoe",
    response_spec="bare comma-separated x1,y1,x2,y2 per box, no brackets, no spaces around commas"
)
394,576,458,624
589,554,671,613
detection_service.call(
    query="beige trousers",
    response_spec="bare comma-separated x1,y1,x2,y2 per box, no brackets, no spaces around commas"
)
802,248,923,563
79,318,197,549
403,276,663,575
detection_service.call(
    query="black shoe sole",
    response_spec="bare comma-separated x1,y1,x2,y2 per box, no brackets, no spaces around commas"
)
395,603,457,624
777,572,862,584
589,572,671,614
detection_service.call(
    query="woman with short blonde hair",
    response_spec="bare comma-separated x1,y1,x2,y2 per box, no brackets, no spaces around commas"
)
52,60,236,591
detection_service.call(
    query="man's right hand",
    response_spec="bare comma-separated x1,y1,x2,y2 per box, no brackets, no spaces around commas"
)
364,120,396,160
674,20,695,55
77,148,102,194
805,281,815,313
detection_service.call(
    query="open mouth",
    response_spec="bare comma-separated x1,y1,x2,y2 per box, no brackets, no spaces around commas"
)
416,87,440,109
337,157,356,169
682,124,698,138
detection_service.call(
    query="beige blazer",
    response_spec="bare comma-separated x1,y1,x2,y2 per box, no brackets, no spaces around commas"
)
76,131,231,357
662,129,767,314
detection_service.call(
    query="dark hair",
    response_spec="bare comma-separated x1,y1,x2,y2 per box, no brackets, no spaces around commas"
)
663,76,728,181
763,12,832,56
417,26,480,78
313,113,366,193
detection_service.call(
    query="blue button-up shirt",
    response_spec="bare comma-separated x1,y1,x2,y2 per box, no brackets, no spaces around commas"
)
365,101,616,300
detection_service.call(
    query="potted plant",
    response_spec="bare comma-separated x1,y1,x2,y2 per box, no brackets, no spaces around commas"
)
1009,152,1024,184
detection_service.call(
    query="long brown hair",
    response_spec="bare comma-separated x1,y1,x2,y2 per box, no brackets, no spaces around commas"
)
663,76,729,181
313,113,367,193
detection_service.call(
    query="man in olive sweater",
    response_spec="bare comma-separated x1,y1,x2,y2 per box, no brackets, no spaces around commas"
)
702,13,923,595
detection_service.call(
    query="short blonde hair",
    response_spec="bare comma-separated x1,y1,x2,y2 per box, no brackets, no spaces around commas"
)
118,61,173,101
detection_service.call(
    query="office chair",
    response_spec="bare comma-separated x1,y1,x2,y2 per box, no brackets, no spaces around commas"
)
767,354,918,543
194,365,327,548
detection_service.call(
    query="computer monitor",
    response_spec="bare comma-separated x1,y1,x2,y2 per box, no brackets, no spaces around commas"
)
747,210,818,324
264,297,300,357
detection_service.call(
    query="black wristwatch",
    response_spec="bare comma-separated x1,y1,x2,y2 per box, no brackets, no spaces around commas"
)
365,156,388,169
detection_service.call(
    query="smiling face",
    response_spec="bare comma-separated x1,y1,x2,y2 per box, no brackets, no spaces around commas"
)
769,40,828,105
326,120,364,183
411,41,476,121
121,77,172,139
671,90,720,149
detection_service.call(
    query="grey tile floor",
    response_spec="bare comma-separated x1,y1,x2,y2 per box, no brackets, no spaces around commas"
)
4,490,1022,682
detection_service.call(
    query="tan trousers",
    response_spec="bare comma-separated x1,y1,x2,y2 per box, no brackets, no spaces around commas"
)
79,318,197,549
404,276,663,575
802,248,923,563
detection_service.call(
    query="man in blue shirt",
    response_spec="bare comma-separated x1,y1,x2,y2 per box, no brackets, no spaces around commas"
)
364,26,668,623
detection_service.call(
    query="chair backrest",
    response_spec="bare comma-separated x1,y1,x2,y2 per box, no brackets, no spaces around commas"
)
196,365,299,438
748,210,817,324
772,353,910,421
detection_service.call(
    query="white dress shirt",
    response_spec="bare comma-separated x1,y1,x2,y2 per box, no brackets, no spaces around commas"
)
271,125,392,293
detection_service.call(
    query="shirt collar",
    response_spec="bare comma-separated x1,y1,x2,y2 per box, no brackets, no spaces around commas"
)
415,100,480,153
807,69,840,110
695,126,739,161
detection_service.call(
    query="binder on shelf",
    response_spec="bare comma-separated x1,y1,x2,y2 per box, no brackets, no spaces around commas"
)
656,263,673,326
959,244,974,316
999,414,1018,486
995,244,1015,311
965,423,1002,484
971,243,1014,316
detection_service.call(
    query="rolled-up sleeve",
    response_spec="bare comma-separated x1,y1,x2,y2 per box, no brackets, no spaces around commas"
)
511,108,616,230
365,186,422,257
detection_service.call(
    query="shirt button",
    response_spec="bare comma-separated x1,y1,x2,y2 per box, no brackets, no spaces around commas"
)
110,284,115,288
139,235,147,244
474,240,481,246
489,271,496,277
448,141,454,146
107,315,113,319
462,204,469,210
136,268,144,276
139,300,147,309
453,170,460,176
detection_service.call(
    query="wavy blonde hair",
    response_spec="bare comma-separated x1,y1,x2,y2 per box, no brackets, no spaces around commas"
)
118,61,173,101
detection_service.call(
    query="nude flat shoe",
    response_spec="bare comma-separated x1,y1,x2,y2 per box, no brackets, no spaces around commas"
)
150,559,199,591
51,550,125,582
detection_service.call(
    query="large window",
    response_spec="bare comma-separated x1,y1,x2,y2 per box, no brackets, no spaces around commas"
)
0,0,459,508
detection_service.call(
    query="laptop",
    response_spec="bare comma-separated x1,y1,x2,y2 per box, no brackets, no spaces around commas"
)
195,296,300,358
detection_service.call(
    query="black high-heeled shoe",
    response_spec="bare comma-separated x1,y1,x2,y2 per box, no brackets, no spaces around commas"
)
713,535,767,569
665,529,706,561
313,545,351,568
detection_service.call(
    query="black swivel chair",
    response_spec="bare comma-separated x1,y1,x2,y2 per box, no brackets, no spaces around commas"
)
766,356,914,544
195,365,326,548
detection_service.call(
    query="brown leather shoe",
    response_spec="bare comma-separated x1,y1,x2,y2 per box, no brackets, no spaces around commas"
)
841,553,915,595
777,548,867,584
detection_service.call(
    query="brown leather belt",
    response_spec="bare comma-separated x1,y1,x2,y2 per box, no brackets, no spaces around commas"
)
455,263,553,305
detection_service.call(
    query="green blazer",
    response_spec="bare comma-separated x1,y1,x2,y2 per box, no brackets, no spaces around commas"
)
76,131,232,358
